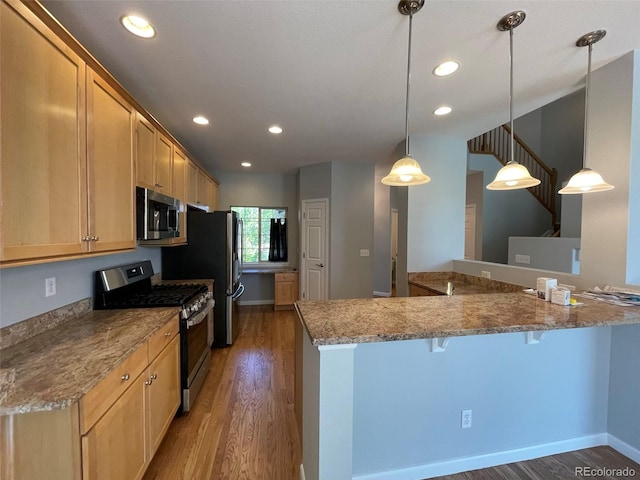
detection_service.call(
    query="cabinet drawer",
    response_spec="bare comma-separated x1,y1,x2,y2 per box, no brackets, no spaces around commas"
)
148,316,179,361
79,344,148,434
275,272,297,282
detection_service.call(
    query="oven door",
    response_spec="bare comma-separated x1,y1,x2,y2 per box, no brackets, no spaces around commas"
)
181,302,214,412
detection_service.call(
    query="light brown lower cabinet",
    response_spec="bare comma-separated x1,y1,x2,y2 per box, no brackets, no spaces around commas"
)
0,317,180,480
274,272,299,310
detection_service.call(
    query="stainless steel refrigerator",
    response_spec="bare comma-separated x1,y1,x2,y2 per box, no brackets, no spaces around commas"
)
161,209,244,347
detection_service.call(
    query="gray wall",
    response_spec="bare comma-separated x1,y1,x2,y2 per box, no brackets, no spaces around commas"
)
298,161,375,300
0,247,162,327
465,171,484,260
608,325,640,449
373,163,392,296
214,171,299,305
406,135,468,272
352,327,611,476
329,162,374,300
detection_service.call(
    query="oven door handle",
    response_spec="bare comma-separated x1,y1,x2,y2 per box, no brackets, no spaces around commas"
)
186,301,214,329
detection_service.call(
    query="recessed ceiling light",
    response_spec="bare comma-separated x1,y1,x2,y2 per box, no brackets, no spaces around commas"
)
241,162,252,168
268,125,283,134
120,15,156,39
193,116,209,125
433,61,459,77
434,106,453,116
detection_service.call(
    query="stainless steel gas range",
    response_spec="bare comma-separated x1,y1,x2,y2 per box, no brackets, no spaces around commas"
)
94,260,214,412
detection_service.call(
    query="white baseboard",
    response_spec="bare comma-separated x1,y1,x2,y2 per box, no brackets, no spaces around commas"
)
608,434,640,464
352,434,608,480
373,291,391,297
300,463,306,480
237,299,274,306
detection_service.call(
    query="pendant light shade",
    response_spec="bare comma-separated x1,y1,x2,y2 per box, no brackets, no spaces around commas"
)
559,30,614,195
382,0,431,187
382,155,431,186
558,168,613,194
486,161,541,190
486,11,541,191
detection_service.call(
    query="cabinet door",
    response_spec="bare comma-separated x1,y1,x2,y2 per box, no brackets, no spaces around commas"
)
195,168,208,207
207,177,219,212
147,335,180,458
186,161,197,205
0,2,87,262
86,70,136,252
82,373,147,480
155,133,173,196
135,113,156,190
172,148,188,243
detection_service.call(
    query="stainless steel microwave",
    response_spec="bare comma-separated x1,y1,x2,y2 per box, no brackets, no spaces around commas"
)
136,187,181,240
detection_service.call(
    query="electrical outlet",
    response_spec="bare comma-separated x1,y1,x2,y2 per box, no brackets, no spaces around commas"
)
360,249,370,257
461,409,472,429
515,254,531,264
45,277,56,297
481,271,491,279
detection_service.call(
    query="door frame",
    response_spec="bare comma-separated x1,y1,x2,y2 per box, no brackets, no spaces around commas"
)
300,198,329,301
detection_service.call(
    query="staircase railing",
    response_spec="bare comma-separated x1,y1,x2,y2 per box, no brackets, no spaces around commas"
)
468,124,558,228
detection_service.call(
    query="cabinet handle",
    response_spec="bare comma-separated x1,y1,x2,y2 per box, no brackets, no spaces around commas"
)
82,236,91,242
121,373,130,381
165,332,172,337
155,183,163,188
145,379,153,385
91,236,99,241
150,373,158,380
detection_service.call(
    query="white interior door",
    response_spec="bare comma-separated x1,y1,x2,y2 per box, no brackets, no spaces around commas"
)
465,204,477,260
301,199,328,301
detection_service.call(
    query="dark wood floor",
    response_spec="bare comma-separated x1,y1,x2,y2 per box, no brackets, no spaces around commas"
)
433,446,639,480
143,304,638,480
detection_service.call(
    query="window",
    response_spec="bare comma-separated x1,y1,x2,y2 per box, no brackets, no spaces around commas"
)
232,206,287,264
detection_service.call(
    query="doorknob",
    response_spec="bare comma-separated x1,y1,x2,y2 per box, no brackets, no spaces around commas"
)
316,263,324,268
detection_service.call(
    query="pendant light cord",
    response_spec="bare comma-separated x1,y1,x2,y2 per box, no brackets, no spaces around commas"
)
404,9,413,157
509,24,515,164
583,43,592,167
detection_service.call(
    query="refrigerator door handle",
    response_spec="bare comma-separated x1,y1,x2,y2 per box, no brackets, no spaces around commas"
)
230,283,245,300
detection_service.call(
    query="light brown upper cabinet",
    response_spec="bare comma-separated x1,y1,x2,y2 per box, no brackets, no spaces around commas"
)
1,1,87,263
0,1,135,265
155,133,173,196
86,70,136,253
135,114,173,197
186,161,198,206
193,168,218,212
135,113,156,190
171,148,187,244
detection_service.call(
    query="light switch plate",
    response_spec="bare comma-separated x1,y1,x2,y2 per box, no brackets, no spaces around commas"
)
360,249,370,257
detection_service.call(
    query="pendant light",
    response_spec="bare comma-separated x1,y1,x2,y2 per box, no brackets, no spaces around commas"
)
381,0,431,186
558,31,614,194
486,11,541,191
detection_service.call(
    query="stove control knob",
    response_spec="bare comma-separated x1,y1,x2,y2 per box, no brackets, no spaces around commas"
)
181,308,189,319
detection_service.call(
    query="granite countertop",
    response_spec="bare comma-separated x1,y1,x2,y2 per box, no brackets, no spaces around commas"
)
408,271,524,295
0,307,178,415
295,293,640,346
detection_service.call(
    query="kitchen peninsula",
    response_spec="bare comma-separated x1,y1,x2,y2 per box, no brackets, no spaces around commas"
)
295,293,640,480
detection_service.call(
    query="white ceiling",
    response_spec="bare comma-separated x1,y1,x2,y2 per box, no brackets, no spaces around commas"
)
41,0,640,175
